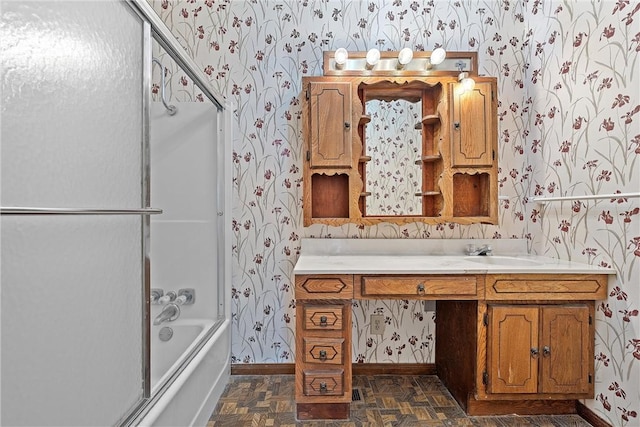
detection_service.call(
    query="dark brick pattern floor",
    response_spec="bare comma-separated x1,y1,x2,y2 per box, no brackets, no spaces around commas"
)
207,375,592,427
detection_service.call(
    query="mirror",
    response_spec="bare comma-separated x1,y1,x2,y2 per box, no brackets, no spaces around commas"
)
365,98,422,216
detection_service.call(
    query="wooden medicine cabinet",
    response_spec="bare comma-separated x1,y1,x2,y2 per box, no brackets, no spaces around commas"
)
301,51,498,226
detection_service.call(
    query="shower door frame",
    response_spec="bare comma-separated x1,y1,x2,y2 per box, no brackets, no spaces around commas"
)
120,0,229,425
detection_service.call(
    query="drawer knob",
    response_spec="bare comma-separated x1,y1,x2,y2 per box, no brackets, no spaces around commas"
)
319,315,328,326
319,350,327,360
530,347,539,358
543,346,551,357
417,283,425,294
319,382,327,392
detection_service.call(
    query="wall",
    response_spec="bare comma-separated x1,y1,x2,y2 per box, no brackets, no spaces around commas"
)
526,2,639,424
149,0,639,424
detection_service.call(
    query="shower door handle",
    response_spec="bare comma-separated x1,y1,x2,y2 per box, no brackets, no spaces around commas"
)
0,207,163,215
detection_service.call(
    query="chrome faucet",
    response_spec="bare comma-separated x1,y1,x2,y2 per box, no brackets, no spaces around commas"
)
466,244,493,256
153,303,180,325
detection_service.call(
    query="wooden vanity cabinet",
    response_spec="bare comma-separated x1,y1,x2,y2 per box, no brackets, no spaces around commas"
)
486,304,593,396
295,275,353,420
296,271,608,418
437,273,607,416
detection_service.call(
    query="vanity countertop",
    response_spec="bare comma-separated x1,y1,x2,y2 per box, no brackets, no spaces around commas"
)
293,239,615,275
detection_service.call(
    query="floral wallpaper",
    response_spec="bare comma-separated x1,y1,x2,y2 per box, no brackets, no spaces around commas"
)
365,99,422,216
149,0,639,424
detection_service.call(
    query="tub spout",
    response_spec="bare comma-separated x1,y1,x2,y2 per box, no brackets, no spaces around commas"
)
154,303,180,325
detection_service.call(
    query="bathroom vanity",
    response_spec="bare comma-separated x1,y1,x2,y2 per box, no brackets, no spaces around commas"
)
293,239,613,420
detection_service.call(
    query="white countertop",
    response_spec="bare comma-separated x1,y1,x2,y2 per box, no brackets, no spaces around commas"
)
293,239,615,275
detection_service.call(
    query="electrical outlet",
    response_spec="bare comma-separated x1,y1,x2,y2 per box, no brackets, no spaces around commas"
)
370,314,385,335
423,300,435,312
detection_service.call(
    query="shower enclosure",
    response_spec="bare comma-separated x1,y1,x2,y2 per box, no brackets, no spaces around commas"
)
1,1,231,425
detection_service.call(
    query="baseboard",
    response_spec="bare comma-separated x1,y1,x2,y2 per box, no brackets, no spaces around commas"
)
231,363,295,375
353,362,436,375
231,362,437,376
577,402,612,427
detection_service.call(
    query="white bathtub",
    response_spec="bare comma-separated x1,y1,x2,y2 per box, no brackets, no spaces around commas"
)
138,318,230,427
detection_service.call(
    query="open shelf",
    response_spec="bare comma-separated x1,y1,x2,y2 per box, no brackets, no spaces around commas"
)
415,191,441,197
414,154,442,165
452,173,490,217
311,174,349,218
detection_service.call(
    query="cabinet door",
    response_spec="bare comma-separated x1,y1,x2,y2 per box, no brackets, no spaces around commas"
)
308,81,352,168
487,305,539,394
540,305,591,394
451,82,493,167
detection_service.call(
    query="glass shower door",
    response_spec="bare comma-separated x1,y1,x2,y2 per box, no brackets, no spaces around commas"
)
1,1,150,425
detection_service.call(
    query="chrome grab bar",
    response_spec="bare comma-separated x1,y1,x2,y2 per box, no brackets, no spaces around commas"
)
530,192,640,203
1,207,163,215
152,58,177,116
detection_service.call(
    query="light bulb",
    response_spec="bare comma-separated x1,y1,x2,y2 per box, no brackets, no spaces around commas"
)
334,48,348,69
365,48,380,69
462,77,476,92
397,47,413,68
430,47,446,65
458,72,475,92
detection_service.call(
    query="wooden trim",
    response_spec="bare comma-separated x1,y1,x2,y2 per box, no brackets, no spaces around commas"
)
577,402,613,427
231,363,295,375
231,362,436,376
352,363,436,376
297,402,349,420
466,397,577,416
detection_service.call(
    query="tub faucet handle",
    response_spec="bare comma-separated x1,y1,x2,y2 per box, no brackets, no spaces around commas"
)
177,288,195,305
158,290,177,305
151,289,164,305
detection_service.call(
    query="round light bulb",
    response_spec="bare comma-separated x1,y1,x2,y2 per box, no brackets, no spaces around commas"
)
462,76,475,92
334,48,348,66
366,48,380,67
458,72,476,92
397,47,413,65
430,47,446,65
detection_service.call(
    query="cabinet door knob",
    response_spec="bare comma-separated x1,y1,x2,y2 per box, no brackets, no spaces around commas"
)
530,347,539,358
319,315,328,326
344,122,351,129
417,283,425,294
453,122,460,130
319,382,327,392
543,346,551,357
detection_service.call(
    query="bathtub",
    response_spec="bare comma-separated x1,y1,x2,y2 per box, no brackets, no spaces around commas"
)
137,318,230,427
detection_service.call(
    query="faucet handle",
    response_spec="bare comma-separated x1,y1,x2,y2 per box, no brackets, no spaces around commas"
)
151,289,164,305
177,288,195,305
465,244,476,255
158,290,177,305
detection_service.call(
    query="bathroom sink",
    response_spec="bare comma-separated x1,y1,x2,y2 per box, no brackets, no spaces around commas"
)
464,256,543,267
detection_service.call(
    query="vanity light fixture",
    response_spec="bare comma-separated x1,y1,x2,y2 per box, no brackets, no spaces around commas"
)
458,71,476,92
365,48,380,69
429,47,447,67
456,60,475,92
397,47,413,69
334,47,348,69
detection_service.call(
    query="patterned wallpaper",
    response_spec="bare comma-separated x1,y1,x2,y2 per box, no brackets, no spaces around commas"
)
149,0,639,423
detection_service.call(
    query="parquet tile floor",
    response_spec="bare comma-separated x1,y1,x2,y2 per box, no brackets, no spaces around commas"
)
207,375,592,427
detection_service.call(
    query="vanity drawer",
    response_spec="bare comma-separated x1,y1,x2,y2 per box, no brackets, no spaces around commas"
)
303,369,344,396
295,275,353,299
303,305,344,331
357,275,479,299
303,337,344,365
485,274,608,300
